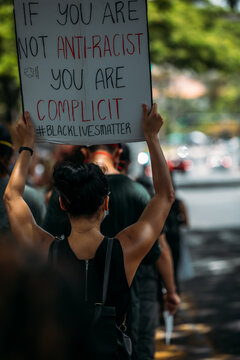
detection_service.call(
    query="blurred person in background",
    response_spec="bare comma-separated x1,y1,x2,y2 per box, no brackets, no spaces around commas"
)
119,146,180,360
0,232,80,360
117,143,131,175
164,174,189,294
136,164,155,198
28,145,86,206
0,123,46,233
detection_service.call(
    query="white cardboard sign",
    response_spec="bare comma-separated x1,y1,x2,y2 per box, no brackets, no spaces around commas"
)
14,0,152,145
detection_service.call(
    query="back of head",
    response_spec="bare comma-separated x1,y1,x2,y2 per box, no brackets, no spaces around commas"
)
118,144,131,173
54,145,86,163
0,124,13,176
53,161,109,218
88,144,120,156
87,144,122,173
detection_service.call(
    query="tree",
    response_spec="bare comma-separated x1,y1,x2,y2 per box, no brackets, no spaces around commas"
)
0,3,19,122
226,0,239,11
148,0,240,73
0,0,240,123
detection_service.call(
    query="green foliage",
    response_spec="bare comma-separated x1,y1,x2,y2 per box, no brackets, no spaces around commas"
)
0,2,19,122
0,4,18,79
148,0,240,73
0,0,240,124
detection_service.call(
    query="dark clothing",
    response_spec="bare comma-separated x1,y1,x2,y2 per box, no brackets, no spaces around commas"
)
136,300,158,360
101,174,150,236
48,236,130,326
135,264,159,360
0,178,46,232
43,174,161,359
100,175,161,360
42,187,70,237
165,199,183,293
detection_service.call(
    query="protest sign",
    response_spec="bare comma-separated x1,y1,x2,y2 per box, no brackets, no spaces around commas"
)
13,0,152,145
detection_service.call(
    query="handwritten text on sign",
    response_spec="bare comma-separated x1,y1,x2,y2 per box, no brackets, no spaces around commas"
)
14,0,152,145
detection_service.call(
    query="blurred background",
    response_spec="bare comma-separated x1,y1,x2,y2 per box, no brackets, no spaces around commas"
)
0,0,240,359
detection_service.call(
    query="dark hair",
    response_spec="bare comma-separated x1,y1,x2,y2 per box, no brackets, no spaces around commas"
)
53,162,109,218
118,144,131,171
0,124,13,176
88,144,121,155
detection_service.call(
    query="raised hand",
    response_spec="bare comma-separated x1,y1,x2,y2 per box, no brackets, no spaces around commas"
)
142,103,163,139
16,111,35,149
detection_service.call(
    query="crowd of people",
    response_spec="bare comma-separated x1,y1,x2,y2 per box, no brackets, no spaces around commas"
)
0,104,184,359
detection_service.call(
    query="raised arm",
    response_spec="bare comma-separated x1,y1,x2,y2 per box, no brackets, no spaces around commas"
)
117,104,175,285
3,112,54,257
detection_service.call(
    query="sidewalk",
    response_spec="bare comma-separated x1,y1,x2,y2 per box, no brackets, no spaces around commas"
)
154,293,240,360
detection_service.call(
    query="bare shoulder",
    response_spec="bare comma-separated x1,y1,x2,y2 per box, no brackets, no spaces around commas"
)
117,220,155,258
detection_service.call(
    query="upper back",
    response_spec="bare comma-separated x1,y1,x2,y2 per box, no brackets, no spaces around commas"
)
48,236,130,325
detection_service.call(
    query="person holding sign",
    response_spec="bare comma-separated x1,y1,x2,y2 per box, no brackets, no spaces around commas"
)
4,104,175,359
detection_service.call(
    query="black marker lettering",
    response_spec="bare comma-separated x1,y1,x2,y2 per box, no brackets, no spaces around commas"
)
116,66,125,88
50,69,61,90
128,0,139,21
57,3,68,25
102,2,115,24
28,2,39,25
115,1,125,23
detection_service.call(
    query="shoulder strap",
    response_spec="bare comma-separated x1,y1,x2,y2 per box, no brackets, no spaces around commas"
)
101,237,113,305
52,236,63,265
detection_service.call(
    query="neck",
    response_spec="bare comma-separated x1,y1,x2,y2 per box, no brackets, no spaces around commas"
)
88,151,119,175
68,215,104,258
70,215,101,235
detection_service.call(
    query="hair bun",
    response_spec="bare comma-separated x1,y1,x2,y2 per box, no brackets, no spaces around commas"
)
53,162,109,217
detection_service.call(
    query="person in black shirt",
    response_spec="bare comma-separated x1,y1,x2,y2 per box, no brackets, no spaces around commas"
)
4,104,175,359
42,143,158,358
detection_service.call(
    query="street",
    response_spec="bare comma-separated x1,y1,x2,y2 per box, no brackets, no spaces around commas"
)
183,228,240,357
155,172,240,359
175,171,240,230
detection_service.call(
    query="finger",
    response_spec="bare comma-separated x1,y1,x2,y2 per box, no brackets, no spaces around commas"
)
142,104,148,118
24,111,31,125
150,103,157,115
18,114,25,126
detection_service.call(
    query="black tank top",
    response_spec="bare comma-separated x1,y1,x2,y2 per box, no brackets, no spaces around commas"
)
48,237,130,326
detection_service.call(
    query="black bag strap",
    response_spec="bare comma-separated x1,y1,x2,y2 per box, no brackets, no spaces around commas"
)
52,236,62,265
101,237,113,305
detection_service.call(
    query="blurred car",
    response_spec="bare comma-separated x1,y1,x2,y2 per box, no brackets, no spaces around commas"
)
206,153,232,170
167,158,193,172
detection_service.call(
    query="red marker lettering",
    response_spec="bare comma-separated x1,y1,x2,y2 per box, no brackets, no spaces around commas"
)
97,99,106,120
37,100,45,121
71,100,79,121
92,35,102,58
